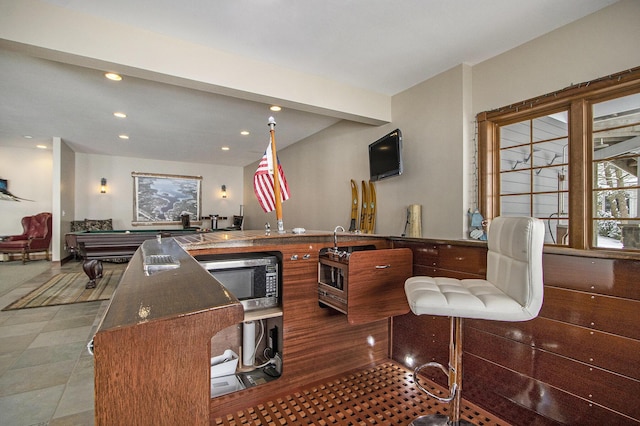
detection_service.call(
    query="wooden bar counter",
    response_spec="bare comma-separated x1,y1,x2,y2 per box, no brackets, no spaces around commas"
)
92,237,244,425
94,230,639,425
93,230,397,425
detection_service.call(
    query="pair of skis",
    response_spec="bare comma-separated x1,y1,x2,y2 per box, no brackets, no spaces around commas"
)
349,179,376,234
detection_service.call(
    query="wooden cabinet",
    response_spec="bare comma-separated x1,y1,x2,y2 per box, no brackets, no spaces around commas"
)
318,248,413,324
394,240,487,279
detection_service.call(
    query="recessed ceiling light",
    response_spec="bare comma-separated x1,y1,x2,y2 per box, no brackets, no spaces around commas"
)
105,72,122,81
240,130,250,136
118,134,129,140
270,105,282,112
113,112,127,118
36,144,47,149
221,146,230,151
23,135,33,139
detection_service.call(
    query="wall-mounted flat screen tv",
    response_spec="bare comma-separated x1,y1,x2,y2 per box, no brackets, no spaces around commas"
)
369,129,403,181
0,179,7,191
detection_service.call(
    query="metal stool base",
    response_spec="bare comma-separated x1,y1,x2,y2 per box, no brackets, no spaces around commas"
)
410,414,475,426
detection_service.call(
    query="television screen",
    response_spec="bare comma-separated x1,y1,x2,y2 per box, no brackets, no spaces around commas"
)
368,129,403,181
0,179,7,191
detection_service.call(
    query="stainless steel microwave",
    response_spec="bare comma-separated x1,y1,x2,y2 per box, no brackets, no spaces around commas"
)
197,253,279,311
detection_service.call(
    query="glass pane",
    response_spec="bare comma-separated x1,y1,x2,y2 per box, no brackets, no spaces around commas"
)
532,193,565,217
593,157,639,190
501,146,533,171
534,165,568,193
533,193,569,245
531,139,568,169
500,194,530,216
500,121,530,148
592,92,640,250
594,188,639,221
532,113,568,142
619,220,640,249
546,216,569,245
593,219,623,249
501,170,530,194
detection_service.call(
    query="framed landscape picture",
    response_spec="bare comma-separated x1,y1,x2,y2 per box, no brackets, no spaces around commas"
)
132,172,202,225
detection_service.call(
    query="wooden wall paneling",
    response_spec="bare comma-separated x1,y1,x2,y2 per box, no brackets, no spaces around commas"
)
94,307,242,426
465,327,640,421
464,354,635,426
543,254,640,300
467,315,640,381
392,313,449,389
541,286,640,341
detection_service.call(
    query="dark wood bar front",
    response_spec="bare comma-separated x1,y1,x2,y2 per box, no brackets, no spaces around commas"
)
392,239,640,425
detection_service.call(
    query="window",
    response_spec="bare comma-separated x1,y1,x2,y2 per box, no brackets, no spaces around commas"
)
592,93,640,250
499,112,569,245
477,67,640,252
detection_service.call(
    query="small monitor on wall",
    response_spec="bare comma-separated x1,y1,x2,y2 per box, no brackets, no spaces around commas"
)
0,179,7,191
368,129,403,182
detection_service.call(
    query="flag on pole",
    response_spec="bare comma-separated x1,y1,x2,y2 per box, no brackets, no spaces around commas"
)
254,141,290,213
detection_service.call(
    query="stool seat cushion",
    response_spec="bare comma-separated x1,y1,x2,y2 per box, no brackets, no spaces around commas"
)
405,276,534,321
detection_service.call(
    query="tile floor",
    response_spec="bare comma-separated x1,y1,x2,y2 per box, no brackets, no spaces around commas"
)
0,260,108,426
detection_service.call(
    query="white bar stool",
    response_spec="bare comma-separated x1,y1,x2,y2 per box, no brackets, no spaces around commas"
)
404,216,545,426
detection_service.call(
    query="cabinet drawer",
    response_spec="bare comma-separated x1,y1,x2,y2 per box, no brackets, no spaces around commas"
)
412,245,440,268
318,248,412,325
437,245,486,275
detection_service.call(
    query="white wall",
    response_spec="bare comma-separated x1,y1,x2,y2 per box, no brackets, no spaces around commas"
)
74,153,244,230
0,146,53,235
243,64,470,239
243,120,383,233
244,0,640,238
53,138,75,261
471,0,640,114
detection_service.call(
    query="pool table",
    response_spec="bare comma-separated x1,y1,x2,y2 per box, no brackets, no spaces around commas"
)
65,228,201,288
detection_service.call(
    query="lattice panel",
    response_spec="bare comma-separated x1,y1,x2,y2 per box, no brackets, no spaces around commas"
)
213,362,509,425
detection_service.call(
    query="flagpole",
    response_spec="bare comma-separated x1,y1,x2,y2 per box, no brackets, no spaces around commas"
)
268,116,285,233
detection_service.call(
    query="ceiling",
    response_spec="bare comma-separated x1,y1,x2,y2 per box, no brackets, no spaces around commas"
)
0,0,619,167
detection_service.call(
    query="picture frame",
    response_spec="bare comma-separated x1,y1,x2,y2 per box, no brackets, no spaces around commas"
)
132,172,202,226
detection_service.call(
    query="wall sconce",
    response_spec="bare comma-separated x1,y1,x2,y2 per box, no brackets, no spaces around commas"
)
221,184,227,198
100,178,107,194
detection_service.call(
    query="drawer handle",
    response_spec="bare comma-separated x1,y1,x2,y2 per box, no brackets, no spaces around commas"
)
291,255,298,260
303,254,311,259
375,264,391,269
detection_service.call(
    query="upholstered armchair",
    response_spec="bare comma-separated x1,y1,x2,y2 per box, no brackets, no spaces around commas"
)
0,212,52,263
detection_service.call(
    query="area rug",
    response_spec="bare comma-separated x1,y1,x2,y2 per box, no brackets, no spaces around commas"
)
2,268,123,310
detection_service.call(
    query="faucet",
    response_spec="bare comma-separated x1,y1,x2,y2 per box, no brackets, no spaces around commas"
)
333,225,345,249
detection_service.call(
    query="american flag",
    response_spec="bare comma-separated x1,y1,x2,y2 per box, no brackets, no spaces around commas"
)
253,142,290,213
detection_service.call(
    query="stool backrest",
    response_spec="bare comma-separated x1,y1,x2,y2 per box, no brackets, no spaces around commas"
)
486,216,545,319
